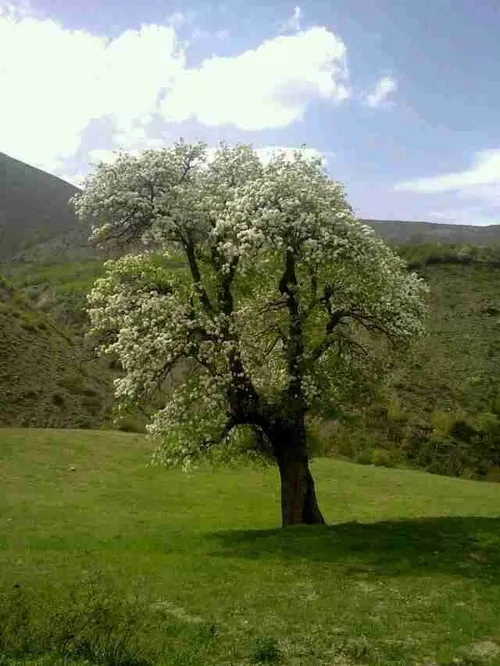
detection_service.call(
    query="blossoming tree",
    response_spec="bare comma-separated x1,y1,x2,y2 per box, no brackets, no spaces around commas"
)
73,141,428,526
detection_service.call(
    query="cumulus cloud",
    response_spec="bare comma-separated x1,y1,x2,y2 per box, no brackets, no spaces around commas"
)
0,0,31,19
395,149,500,226
87,149,124,165
0,11,185,170
394,149,500,195
167,11,189,29
457,184,500,207
1,3,348,172
279,6,302,33
364,75,397,108
160,27,349,130
393,148,500,218
59,173,87,188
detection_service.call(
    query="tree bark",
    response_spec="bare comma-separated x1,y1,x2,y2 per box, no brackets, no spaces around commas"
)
270,420,326,527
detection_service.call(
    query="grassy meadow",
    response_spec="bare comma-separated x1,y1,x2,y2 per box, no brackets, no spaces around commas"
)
1,428,500,665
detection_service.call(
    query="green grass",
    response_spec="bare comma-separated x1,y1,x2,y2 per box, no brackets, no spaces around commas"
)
1,428,500,665
3,260,104,328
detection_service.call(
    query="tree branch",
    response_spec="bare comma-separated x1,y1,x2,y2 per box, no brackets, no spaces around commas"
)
199,415,239,452
279,249,304,403
303,264,319,321
184,241,214,314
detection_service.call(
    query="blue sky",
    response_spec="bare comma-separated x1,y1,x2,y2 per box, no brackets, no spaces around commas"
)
1,0,499,225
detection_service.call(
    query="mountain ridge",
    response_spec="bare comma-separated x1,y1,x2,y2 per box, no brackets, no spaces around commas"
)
1,151,500,267
0,151,89,263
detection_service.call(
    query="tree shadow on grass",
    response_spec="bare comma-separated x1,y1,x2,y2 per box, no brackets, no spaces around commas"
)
209,517,500,580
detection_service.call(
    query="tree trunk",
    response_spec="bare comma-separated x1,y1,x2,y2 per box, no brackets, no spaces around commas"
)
271,421,326,526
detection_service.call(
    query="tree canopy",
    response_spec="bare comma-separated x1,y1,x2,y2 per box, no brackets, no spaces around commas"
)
74,141,428,525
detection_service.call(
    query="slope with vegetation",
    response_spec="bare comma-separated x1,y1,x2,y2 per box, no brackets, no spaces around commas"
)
0,275,111,428
1,428,499,665
366,219,500,246
2,247,500,479
1,151,499,480
325,244,500,480
0,152,93,263
4,259,105,329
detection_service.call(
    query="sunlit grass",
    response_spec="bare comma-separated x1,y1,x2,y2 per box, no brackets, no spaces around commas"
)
1,428,500,665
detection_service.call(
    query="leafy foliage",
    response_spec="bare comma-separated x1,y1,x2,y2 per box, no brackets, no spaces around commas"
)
0,572,206,666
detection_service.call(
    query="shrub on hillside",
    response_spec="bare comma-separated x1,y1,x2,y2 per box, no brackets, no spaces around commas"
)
0,573,215,665
403,410,500,479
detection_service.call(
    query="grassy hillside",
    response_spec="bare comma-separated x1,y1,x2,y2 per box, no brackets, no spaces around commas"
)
0,152,92,263
366,219,500,245
4,260,105,328
1,246,499,478
1,428,499,665
0,276,112,428
326,256,500,479
0,151,498,473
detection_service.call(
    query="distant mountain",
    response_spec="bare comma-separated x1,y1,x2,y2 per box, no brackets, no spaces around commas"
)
365,219,500,245
2,152,499,267
0,152,92,263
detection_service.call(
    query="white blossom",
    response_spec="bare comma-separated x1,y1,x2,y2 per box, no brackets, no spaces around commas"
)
74,141,428,468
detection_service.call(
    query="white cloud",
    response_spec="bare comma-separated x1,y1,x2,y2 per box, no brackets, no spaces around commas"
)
394,149,500,196
280,6,302,33
457,183,500,206
0,11,186,170
160,27,349,130
364,75,397,109
167,11,188,29
59,173,87,188
0,5,348,171
0,0,31,19
111,126,166,152
87,149,122,165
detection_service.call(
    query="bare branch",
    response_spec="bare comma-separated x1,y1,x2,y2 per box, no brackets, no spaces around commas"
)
259,298,288,315
336,330,370,358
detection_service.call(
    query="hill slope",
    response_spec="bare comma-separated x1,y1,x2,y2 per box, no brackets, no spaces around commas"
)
326,255,500,478
1,152,499,269
0,275,111,427
365,219,500,245
1,154,499,472
0,152,91,263
2,250,500,477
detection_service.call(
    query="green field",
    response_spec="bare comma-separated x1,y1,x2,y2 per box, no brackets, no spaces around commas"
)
1,428,500,665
